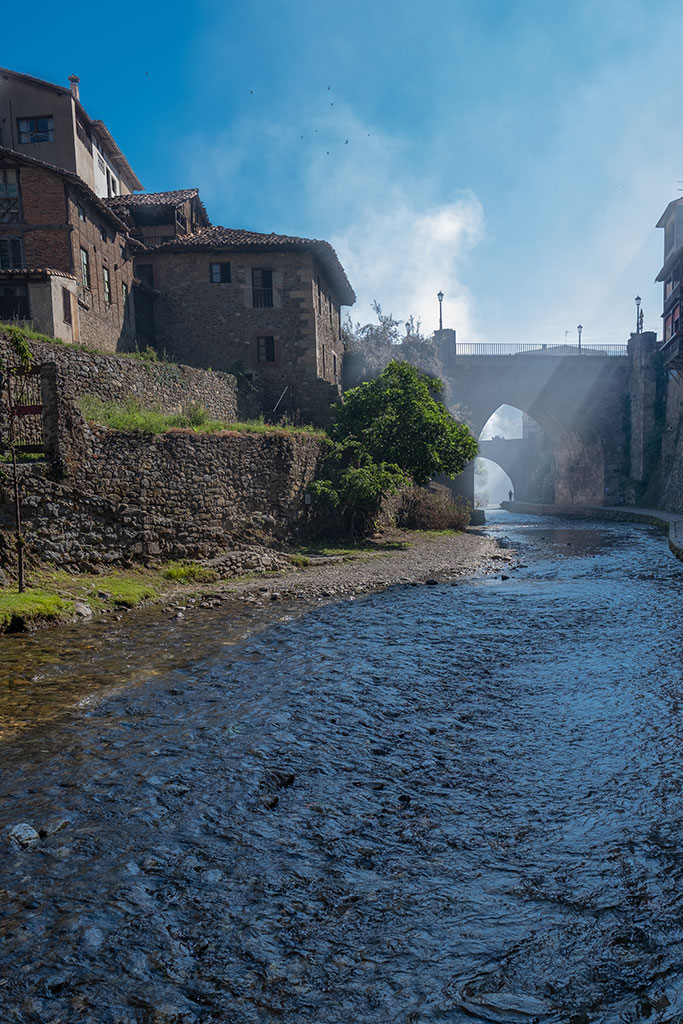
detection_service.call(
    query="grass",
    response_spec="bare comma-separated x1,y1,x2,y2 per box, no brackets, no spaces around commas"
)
1,323,175,364
0,588,74,630
77,395,326,438
287,553,310,568
162,560,218,584
96,575,159,607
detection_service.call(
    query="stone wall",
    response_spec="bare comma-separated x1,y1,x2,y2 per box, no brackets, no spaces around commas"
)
658,372,683,513
0,428,328,571
0,331,239,424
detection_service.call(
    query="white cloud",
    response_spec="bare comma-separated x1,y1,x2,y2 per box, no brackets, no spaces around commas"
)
177,102,487,338
302,107,487,336
331,194,485,336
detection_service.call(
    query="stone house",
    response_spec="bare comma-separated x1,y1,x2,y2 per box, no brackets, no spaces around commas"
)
121,225,355,420
0,67,142,198
0,146,139,350
103,189,212,348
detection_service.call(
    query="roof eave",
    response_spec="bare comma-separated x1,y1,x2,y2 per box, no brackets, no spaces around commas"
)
90,119,143,191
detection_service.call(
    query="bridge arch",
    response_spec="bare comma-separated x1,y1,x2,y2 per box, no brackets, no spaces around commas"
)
444,352,628,507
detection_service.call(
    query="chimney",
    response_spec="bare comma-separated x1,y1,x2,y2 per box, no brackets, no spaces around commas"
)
68,75,80,101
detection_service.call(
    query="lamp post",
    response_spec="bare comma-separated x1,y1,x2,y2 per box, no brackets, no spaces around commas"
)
437,291,443,332
635,295,643,334
577,324,583,353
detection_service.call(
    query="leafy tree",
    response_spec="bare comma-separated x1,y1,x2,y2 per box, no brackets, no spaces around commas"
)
309,440,409,538
329,360,477,486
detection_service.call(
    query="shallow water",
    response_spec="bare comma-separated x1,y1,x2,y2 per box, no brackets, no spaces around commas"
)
1,513,683,1023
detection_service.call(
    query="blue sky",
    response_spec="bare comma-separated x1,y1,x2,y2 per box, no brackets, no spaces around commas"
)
5,0,682,343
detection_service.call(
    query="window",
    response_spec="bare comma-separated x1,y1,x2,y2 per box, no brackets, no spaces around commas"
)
257,336,276,362
0,237,24,269
17,116,54,143
137,264,154,288
100,225,108,243
210,262,231,283
122,281,130,316
97,154,106,174
103,266,111,305
120,244,126,262
80,247,91,289
0,170,20,222
252,268,273,307
0,283,29,320
77,202,85,221
62,287,72,325
333,353,337,378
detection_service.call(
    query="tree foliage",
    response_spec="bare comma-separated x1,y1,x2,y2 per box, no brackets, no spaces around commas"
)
309,439,410,538
329,360,477,486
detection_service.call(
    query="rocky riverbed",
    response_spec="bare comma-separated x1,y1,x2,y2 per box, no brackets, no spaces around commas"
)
3,513,683,1022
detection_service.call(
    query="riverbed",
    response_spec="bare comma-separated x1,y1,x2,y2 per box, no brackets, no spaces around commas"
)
1,512,682,1023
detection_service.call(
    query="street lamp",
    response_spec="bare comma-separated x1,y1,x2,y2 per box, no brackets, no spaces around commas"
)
437,291,444,332
577,324,583,353
635,295,643,334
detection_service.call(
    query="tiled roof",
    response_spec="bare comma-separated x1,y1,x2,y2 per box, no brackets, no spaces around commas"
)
0,146,130,234
105,189,200,209
0,267,77,280
154,226,356,305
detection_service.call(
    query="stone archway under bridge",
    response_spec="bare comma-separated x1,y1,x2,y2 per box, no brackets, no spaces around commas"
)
436,344,632,510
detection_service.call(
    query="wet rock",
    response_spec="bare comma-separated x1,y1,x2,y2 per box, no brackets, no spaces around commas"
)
82,925,105,950
42,817,70,837
260,794,279,810
8,823,40,848
73,601,93,618
398,794,411,807
501,574,510,580
265,769,295,790
425,578,439,585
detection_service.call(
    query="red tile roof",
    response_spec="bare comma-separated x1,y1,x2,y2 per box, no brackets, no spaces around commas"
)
153,226,356,305
105,189,201,209
0,268,77,280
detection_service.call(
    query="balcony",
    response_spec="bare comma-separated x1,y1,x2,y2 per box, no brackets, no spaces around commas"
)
252,287,274,308
660,330,683,374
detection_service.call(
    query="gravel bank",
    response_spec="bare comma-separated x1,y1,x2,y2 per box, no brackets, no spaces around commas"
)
220,528,513,607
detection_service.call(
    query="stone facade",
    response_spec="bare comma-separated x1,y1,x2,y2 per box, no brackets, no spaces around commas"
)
133,228,354,425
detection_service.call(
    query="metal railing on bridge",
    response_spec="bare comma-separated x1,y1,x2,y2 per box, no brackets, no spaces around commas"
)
455,342,628,357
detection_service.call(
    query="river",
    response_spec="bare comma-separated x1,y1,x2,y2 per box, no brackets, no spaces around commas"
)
1,512,683,1023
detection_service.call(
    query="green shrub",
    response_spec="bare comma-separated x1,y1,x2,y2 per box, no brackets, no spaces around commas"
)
287,553,310,568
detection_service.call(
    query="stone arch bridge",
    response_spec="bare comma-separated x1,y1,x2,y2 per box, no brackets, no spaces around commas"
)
433,334,659,508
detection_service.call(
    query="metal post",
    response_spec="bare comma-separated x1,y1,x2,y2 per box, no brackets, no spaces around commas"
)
5,372,25,592
437,291,444,332
577,324,583,353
